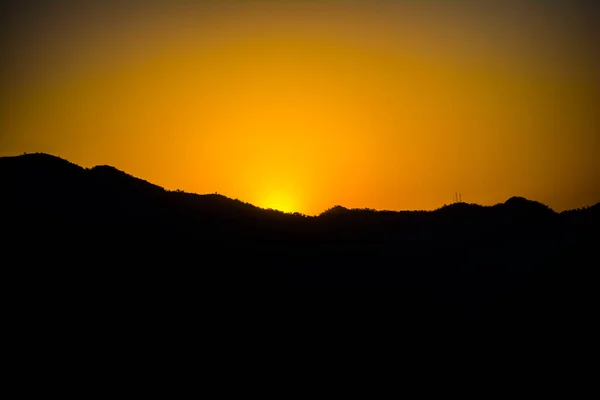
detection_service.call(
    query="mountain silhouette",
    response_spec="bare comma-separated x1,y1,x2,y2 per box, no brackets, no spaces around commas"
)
1,152,597,324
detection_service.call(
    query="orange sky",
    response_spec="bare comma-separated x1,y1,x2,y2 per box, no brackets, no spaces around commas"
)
1,1,598,214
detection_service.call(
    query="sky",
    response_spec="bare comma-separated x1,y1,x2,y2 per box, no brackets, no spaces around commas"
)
1,0,598,215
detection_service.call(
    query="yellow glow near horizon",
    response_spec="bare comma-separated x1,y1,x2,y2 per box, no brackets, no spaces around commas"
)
1,1,598,215
260,190,298,214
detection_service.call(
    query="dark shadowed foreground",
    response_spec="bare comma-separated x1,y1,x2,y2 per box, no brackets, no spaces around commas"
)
1,153,597,329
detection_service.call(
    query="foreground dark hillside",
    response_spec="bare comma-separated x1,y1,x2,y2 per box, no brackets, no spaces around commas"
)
1,153,597,323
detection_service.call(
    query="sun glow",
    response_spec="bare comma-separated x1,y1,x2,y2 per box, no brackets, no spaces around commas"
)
2,1,598,214
260,191,297,213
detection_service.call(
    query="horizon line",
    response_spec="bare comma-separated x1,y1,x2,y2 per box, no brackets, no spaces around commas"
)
2,151,598,216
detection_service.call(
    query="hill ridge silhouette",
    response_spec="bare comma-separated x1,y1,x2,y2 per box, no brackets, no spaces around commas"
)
2,152,595,216
1,151,597,324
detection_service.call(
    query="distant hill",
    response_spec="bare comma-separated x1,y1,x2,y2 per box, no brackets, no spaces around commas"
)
1,152,597,324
